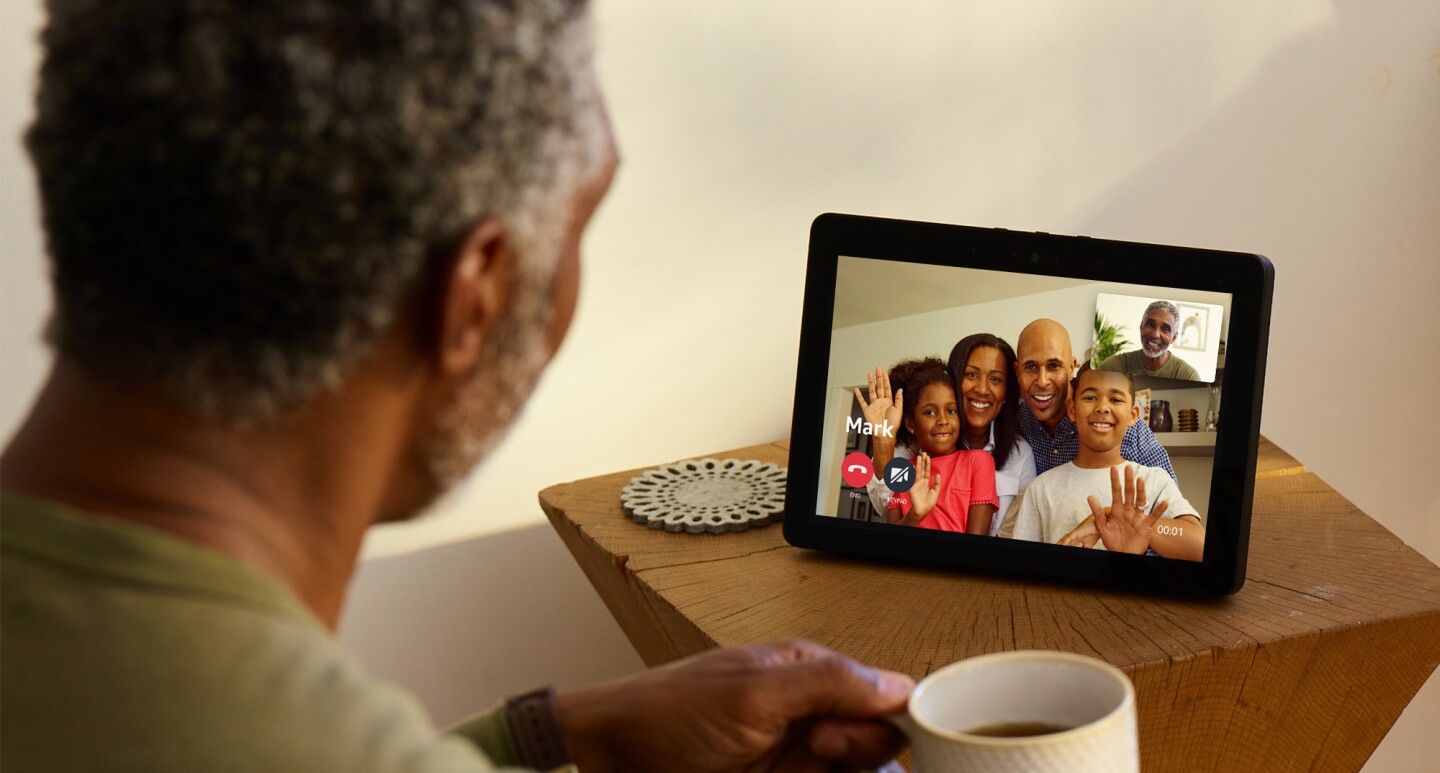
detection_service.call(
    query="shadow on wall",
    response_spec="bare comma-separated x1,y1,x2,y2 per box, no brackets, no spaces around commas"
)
1077,3,1440,772
337,524,645,727
1078,0,1439,559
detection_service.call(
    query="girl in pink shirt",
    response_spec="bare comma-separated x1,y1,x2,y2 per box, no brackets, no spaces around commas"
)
882,357,998,534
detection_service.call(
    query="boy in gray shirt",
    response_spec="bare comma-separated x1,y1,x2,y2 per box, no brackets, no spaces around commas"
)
1011,365,1205,561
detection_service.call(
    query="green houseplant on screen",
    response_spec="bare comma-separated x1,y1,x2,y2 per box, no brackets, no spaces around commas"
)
1091,312,1130,368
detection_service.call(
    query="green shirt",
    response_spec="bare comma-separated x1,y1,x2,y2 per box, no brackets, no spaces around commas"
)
1,494,533,772
1098,349,1202,382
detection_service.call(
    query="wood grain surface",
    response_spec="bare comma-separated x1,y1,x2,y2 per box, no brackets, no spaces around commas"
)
540,437,1440,772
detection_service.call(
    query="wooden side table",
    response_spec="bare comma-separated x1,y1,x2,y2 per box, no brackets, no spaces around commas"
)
540,438,1440,771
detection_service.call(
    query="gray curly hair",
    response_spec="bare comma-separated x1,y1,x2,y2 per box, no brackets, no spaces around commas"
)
1143,300,1180,326
27,0,605,421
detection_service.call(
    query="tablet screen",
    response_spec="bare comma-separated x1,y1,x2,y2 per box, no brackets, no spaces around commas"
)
815,255,1232,563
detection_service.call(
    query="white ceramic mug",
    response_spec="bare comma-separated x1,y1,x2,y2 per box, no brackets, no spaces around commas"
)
891,650,1138,773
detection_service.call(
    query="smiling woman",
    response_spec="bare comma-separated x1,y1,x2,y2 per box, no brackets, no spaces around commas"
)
946,333,1035,535
947,334,1019,468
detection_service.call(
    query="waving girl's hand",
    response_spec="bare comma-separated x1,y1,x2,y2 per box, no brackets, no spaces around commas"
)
908,453,941,522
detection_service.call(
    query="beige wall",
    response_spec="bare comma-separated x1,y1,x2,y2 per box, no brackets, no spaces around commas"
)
3,1,1436,768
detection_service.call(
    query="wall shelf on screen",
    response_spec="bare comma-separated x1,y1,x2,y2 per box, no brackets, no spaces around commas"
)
1154,432,1216,457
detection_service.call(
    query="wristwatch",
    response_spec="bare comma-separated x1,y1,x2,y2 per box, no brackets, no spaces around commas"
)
505,686,572,770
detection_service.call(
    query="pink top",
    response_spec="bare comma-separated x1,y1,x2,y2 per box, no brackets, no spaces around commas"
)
888,450,999,532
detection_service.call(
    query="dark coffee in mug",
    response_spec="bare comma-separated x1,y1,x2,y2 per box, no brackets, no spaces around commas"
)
964,721,1074,738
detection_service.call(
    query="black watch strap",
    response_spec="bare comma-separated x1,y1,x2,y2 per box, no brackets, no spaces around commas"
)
505,686,572,770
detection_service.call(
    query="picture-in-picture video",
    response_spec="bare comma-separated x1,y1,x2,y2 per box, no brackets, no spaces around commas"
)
816,257,1232,562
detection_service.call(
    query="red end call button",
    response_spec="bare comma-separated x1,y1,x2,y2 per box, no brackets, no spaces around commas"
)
841,452,873,488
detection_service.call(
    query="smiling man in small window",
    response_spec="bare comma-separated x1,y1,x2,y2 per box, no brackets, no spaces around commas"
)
1099,300,1201,381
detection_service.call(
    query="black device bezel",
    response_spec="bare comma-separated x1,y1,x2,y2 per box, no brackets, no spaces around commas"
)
782,213,1273,596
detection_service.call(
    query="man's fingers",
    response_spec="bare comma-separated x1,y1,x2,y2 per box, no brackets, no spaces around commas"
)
1124,464,1137,506
1058,517,1092,546
1135,475,1148,510
764,652,914,721
894,388,903,417
1110,465,1123,507
867,369,877,402
808,718,908,768
877,367,890,399
740,638,836,667
853,388,868,411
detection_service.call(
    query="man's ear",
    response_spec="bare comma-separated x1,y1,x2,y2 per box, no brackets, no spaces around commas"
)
1066,397,1076,422
433,218,514,376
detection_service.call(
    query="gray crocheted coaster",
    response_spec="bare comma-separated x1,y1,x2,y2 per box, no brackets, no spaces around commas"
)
620,458,787,533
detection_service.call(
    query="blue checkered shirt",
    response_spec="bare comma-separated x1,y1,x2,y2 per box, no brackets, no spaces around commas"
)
1016,402,1178,482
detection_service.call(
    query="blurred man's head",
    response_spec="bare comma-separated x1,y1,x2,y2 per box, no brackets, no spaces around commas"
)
27,0,614,503
1014,319,1078,429
1138,301,1180,360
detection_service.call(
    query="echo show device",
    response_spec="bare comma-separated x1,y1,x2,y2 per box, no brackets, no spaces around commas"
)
783,213,1273,595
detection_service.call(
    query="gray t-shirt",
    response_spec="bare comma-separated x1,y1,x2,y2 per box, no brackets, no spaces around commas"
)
1010,462,1197,546
1099,350,1201,382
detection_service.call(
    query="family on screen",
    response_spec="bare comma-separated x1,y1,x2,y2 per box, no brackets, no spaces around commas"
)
850,317,1206,561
